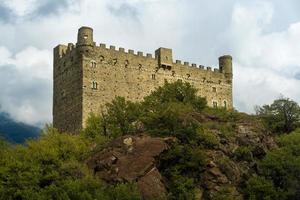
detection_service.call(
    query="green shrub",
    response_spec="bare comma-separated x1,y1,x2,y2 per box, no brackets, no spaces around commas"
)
108,183,142,200
0,128,142,200
234,146,253,162
244,176,279,200
197,128,219,149
212,185,242,200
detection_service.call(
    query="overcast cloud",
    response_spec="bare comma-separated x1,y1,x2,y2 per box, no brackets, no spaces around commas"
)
0,0,299,126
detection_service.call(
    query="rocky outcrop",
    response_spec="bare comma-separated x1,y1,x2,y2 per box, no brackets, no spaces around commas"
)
86,134,175,199
86,114,277,200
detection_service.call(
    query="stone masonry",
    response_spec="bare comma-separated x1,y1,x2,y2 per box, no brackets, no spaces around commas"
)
53,26,233,133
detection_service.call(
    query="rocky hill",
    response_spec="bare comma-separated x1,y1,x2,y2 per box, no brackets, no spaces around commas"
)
0,80,299,200
86,112,277,200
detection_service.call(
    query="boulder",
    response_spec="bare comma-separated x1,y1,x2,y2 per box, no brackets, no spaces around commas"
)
86,134,174,199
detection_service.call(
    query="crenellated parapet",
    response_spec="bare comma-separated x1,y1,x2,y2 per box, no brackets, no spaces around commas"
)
54,27,232,77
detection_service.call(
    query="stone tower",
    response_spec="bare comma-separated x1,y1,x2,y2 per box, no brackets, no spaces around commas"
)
53,26,233,133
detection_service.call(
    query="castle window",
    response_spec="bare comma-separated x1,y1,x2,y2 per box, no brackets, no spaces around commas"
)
92,81,98,90
213,101,218,108
112,58,118,65
186,73,191,79
152,74,156,80
172,70,175,77
224,101,227,109
212,87,216,92
99,55,104,62
125,60,129,68
83,35,88,40
91,61,97,68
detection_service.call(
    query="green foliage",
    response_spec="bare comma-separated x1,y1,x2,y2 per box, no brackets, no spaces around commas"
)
143,80,207,112
203,107,240,122
103,96,141,137
196,128,219,149
245,130,300,200
81,114,110,147
244,176,279,200
82,113,104,139
258,131,300,199
0,137,9,150
212,185,242,200
0,128,141,200
256,97,300,134
141,102,196,139
86,80,207,142
159,144,207,199
107,183,142,200
276,128,300,147
166,173,195,200
234,146,254,162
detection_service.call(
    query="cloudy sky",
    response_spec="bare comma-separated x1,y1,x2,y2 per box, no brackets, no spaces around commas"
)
0,0,300,126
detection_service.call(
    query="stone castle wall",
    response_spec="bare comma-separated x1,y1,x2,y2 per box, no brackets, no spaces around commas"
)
53,27,233,133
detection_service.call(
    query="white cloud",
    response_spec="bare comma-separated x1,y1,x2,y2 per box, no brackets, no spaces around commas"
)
0,46,52,125
2,0,37,16
228,0,300,112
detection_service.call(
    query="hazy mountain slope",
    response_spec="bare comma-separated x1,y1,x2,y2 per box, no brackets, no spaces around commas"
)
0,112,41,143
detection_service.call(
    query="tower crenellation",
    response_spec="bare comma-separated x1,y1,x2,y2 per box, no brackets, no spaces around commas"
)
53,26,233,133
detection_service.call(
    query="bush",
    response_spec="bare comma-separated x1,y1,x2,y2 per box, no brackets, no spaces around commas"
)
196,128,219,149
0,128,142,200
212,185,242,200
107,183,142,200
234,146,253,162
244,176,279,200
159,144,207,199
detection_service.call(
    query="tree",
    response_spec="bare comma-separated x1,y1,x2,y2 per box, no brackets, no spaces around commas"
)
244,176,279,200
258,130,300,200
256,97,300,134
143,80,207,112
103,97,141,137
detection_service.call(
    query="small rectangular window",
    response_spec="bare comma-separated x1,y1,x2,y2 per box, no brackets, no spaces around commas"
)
91,61,97,68
152,74,156,80
92,81,98,90
213,101,218,108
212,87,216,92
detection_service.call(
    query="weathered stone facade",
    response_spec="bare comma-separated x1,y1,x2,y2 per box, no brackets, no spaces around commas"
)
53,26,233,133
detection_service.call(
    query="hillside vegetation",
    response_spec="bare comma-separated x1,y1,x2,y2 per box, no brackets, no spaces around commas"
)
0,80,300,200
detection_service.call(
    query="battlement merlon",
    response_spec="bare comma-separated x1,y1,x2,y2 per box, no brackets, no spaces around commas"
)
53,44,68,60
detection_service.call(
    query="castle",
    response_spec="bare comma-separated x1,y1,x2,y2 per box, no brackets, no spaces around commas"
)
53,27,233,133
